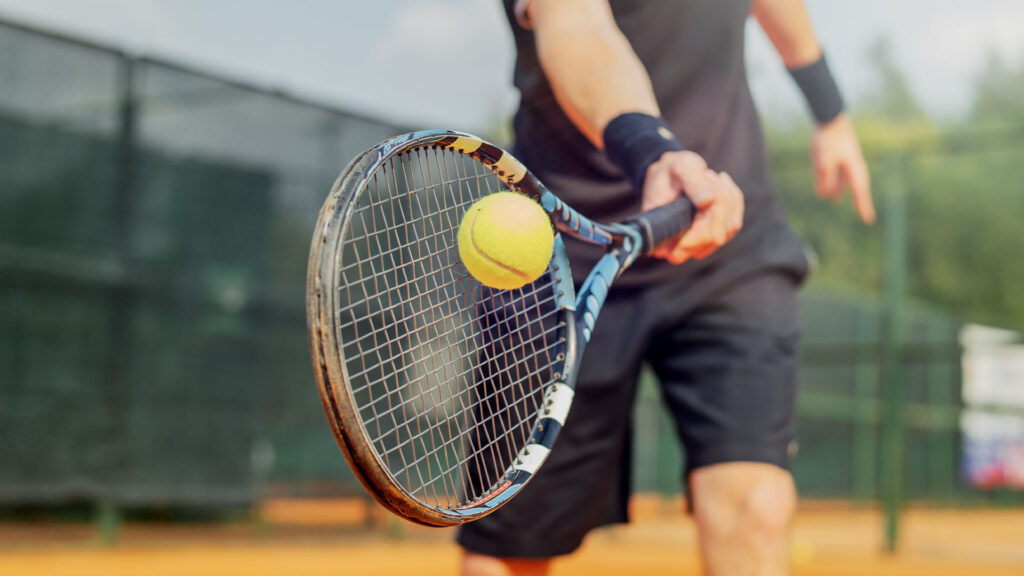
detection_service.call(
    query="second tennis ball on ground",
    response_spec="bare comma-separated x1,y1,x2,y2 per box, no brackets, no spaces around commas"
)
457,192,555,290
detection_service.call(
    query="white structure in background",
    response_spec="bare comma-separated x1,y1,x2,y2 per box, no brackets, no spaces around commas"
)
960,324,1024,489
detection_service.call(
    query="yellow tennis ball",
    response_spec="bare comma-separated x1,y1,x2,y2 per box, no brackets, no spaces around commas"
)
457,192,554,290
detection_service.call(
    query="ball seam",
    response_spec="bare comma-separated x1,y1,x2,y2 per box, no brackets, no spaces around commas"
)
468,208,530,281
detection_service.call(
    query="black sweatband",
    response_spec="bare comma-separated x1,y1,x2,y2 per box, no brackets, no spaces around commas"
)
788,54,845,125
603,113,684,197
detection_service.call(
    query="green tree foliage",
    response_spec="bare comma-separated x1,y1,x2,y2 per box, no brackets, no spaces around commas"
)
766,38,1024,328
907,144,1024,326
972,51,1024,124
861,38,926,122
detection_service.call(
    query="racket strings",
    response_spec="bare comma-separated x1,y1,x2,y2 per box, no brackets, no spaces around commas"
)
341,273,559,385
335,145,562,510
336,172,500,272
377,336,563,464
356,309,563,427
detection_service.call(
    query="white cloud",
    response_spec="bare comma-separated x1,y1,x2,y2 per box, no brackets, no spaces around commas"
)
368,0,516,131
377,1,475,63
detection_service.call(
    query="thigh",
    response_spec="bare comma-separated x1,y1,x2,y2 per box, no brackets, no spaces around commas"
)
648,272,801,476
457,290,650,558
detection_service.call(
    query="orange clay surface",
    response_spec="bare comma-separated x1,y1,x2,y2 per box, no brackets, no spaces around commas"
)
1,497,1022,576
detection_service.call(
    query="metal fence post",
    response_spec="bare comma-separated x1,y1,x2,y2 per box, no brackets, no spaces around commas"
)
852,309,876,504
95,500,122,546
880,155,908,553
94,51,138,546
927,317,955,503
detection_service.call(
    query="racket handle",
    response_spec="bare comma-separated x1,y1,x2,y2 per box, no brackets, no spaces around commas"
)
629,196,696,253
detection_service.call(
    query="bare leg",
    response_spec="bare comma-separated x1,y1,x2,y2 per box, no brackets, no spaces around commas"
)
690,462,796,576
460,552,551,576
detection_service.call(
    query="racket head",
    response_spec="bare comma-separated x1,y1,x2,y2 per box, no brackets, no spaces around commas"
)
307,130,578,526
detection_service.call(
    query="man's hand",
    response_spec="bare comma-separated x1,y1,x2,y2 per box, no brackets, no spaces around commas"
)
641,151,745,265
812,114,875,224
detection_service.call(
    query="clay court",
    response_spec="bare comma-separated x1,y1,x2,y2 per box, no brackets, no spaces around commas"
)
2,499,1022,576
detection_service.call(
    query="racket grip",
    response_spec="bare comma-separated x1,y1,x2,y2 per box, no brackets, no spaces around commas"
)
629,196,696,253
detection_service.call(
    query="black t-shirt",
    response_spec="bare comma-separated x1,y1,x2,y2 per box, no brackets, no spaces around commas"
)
502,0,809,287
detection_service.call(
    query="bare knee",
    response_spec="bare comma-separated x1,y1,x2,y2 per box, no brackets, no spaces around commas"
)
461,551,551,576
690,462,796,552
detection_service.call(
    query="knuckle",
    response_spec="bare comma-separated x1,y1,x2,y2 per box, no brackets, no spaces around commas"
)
680,151,707,170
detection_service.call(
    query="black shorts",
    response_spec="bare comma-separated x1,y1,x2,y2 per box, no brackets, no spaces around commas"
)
457,266,805,559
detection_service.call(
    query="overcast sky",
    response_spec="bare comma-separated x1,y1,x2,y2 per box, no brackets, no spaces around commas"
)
1,0,1023,133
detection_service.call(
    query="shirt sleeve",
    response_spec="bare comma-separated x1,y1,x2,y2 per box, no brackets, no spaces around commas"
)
514,0,534,30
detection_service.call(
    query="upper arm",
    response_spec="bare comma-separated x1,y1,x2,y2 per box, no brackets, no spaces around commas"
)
513,0,660,145
751,0,821,68
520,0,617,35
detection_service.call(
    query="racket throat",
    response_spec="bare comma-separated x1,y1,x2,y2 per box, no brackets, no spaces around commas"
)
574,247,633,343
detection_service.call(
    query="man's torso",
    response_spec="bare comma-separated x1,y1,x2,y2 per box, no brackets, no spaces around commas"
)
503,0,807,286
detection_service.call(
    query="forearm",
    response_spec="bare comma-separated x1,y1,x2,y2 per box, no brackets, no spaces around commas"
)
753,1,872,223
521,0,744,259
529,0,659,148
751,0,821,68
754,0,845,126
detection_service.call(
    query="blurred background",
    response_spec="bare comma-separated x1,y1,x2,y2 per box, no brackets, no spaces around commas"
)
1,1,1023,574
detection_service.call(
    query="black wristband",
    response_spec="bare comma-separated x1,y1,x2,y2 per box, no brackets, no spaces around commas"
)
603,113,684,198
788,54,845,125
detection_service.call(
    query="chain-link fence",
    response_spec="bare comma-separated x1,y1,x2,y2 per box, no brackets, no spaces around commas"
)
0,18,404,507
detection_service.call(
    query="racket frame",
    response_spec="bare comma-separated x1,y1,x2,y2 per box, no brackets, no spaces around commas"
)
307,130,643,526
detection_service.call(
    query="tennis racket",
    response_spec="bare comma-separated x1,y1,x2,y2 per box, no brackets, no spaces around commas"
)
307,130,693,526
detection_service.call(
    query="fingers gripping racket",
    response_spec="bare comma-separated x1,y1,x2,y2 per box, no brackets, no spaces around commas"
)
307,130,693,526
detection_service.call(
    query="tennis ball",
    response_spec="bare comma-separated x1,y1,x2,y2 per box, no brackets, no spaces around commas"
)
457,192,554,290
